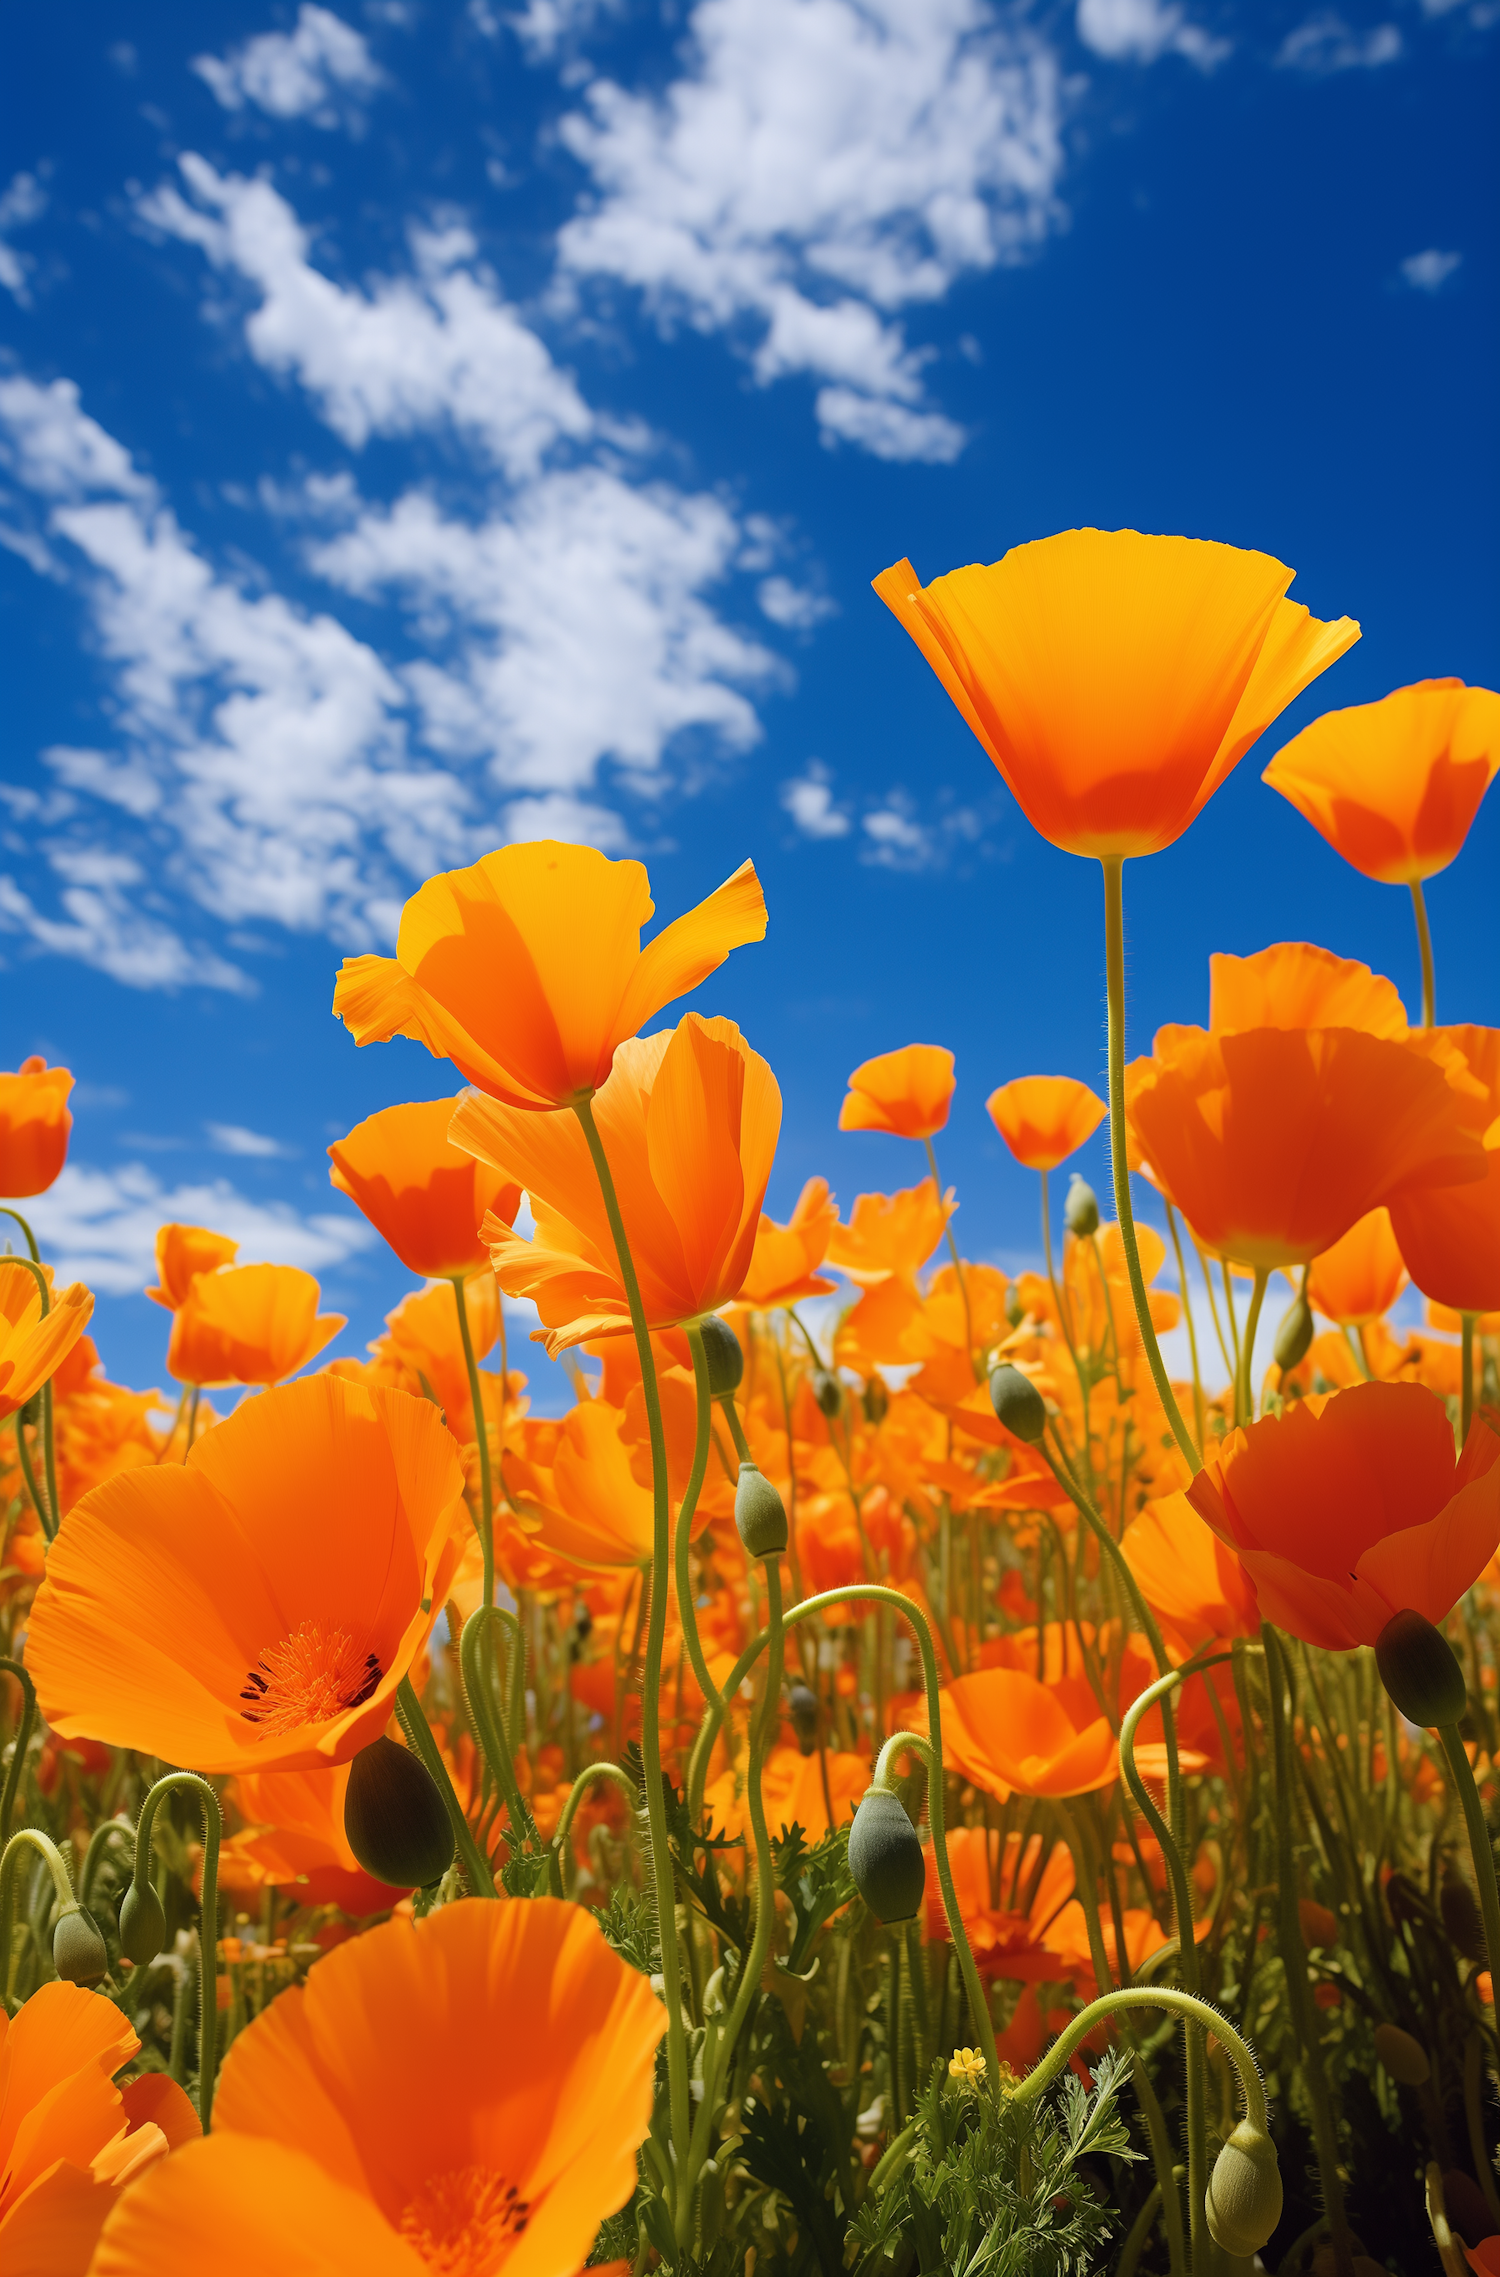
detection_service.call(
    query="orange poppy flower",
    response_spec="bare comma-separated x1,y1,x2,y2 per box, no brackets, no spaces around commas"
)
333,841,767,1113
1122,1491,1261,1648
329,1099,522,1282
1125,1023,1484,1270
924,1826,1076,1982
825,1182,952,1289
453,1014,781,1354
707,1743,869,1844
144,1224,239,1311
1185,1381,1500,1651
1263,679,1500,883
1204,941,1410,1038
986,1075,1106,1172
92,1899,665,2277
838,1043,955,1141
873,530,1357,860
1389,1026,1500,1316
1307,1207,1408,1328
937,1665,1120,1801
219,1766,402,1915
0,1057,74,1199
27,1374,466,1773
736,1176,839,1308
0,1262,94,1420
0,1980,198,2272
517,1396,658,1570
166,1263,345,1387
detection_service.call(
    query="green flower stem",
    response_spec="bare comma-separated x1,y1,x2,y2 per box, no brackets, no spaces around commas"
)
1236,1267,1269,1428
874,1728,999,2092
573,1092,691,2197
549,1761,640,1896
450,1275,495,1608
1262,1624,1354,2276
395,1674,497,1898
0,1825,77,2005
131,1772,222,2130
0,1207,41,1263
1411,877,1437,1027
0,1658,37,1843
78,1817,134,1913
0,1223,62,1530
924,1134,978,1378
1008,1984,1267,2131
1437,1722,1500,2005
719,1388,752,1464
458,1606,529,1836
1101,856,1201,1475
679,1324,725,1712
5,1254,56,1539
1462,1314,1477,1446
1163,1201,1208,1452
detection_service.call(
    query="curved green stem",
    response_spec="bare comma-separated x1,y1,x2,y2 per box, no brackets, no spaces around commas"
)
550,1760,639,1894
0,1658,36,1843
1101,857,1200,1474
130,1772,222,2130
1411,878,1437,1027
0,1207,41,1262
0,1824,77,2003
395,1674,496,1898
1236,1266,1269,1428
78,1817,134,1912
679,1324,725,1713
450,1276,495,1608
1009,1983,1267,2130
458,1606,528,1836
1438,1723,1500,2001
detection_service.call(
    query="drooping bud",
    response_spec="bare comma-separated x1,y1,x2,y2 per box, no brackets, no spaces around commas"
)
735,1461,789,1558
1372,2021,1431,2087
812,1369,843,1419
1273,1290,1314,1373
862,1373,889,1426
118,1877,167,1967
54,1902,110,1987
1440,1870,1485,1963
1375,1608,1467,1728
344,1736,455,1889
989,1363,1046,1446
847,1787,925,1924
788,1681,820,1756
1204,2120,1284,2258
1064,1175,1099,1239
698,1314,744,1397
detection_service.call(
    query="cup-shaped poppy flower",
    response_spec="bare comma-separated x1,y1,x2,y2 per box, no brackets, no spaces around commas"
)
1206,941,1410,1038
736,1176,839,1308
937,1665,1120,1802
220,1766,403,1915
1122,1491,1261,1649
520,1396,658,1570
26,1374,467,1773
452,1013,781,1354
0,1980,197,2273
1125,1023,1485,1270
1263,679,1500,884
145,1224,239,1311
374,1273,501,1444
165,1263,345,1387
873,530,1358,860
333,841,767,1113
986,1075,1106,1172
1389,1026,1500,1316
1308,1207,1408,1328
329,1098,522,1282
0,1057,74,1198
92,1898,665,2277
1185,1381,1500,1651
0,1262,93,1421
839,1044,955,1140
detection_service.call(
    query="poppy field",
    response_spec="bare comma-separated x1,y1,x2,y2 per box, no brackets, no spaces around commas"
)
4,527,1500,2276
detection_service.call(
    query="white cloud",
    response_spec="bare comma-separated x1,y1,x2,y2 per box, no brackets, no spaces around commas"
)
1075,0,1229,67
498,792,630,847
192,6,384,125
508,0,621,57
206,1122,295,1158
1400,248,1462,292
0,170,47,306
781,764,851,839
556,0,1066,460
1275,13,1401,68
0,854,250,994
22,1161,375,1296
757,576,835,631
861,802,932,868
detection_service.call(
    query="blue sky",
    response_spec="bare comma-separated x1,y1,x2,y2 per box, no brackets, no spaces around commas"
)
1,0,1495,1406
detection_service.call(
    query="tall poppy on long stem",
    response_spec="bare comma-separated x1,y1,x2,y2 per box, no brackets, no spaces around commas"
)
875,529,1358,1473
839,1042,976,1374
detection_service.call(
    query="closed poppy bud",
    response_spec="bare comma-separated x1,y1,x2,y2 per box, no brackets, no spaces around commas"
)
848,1787,925,1924
1064,1175,1099,1239
1372,2021,1431,2087
788,1682,820,1756
698,1314,744,1397
1375,1608,1468,1728
1204,2119,1283,2258
989,1363,1047,1446
812,1369,843,1418
343,1736,455,1890
1274,1290,1314,1372
118,1878,167,1967
862,1373,889,1426
53,1902,109,1987
735,1462,788,1559
1440,1872,1485,1963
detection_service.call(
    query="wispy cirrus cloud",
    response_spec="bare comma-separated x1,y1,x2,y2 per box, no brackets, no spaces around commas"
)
1275,13,1402,69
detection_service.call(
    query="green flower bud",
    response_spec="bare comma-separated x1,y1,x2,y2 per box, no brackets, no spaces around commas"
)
1372,2021,1431,2087
735,1462,788,1558
1273,1290,1314,1372
343,1736,456,1890
847,1787,925,1924
1440,1870,1485,1963
1375,1608,1467,1729
54,1902,110,1987
1064,1175,1099,1239
812,1369,843,1419
988,1363,1046,1446
787,1681,820,1756
1204,2120,1283,2258
1004,1284,1025,1329
698,1314,744,1397
862,1373,889,1426
118,1878,167,1967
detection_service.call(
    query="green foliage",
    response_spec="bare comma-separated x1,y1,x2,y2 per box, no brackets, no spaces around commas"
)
772,1818,856,1971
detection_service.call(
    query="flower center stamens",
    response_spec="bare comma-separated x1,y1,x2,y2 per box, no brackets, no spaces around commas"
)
397,2165,531,2275
239,1619,381,1736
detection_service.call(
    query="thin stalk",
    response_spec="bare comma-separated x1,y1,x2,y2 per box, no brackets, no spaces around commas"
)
1236,1266,1269,1428
550,1761,640,1896
395,1675,496,1898
450,1276,494,1607
1438,1723,1500,2011
875,1731,999,2088
1412,877,1437,1026
677,1325,725,1710
924,1135,978,1378
1009,1982,1268,2128
130,1772,222,2130
0,1825,78,2004
0,1659,36,1842
1101,856,1200,1473
458,1606,528,1835
1165,1203,1205,1450
1193,1230,1235,1385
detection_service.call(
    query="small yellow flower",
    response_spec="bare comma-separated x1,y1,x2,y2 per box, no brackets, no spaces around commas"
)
949,2046,987,2087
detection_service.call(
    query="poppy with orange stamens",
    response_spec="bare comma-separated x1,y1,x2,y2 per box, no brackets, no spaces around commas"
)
0,1057,74,1200
89,1899,664,2277
329,1098,523,1282
333,840,767,1114
1185,1381,1500,1652
0,1261,93,1420
986,1076,1106,1173
736,1176,839,1309
165,1263,345,1388
1307,1208,1408,1329
26,1374,466,1774
839,1044,955,1141
453,1013,781,1354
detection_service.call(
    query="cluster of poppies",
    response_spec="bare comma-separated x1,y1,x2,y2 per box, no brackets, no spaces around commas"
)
1,527,1498,2277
